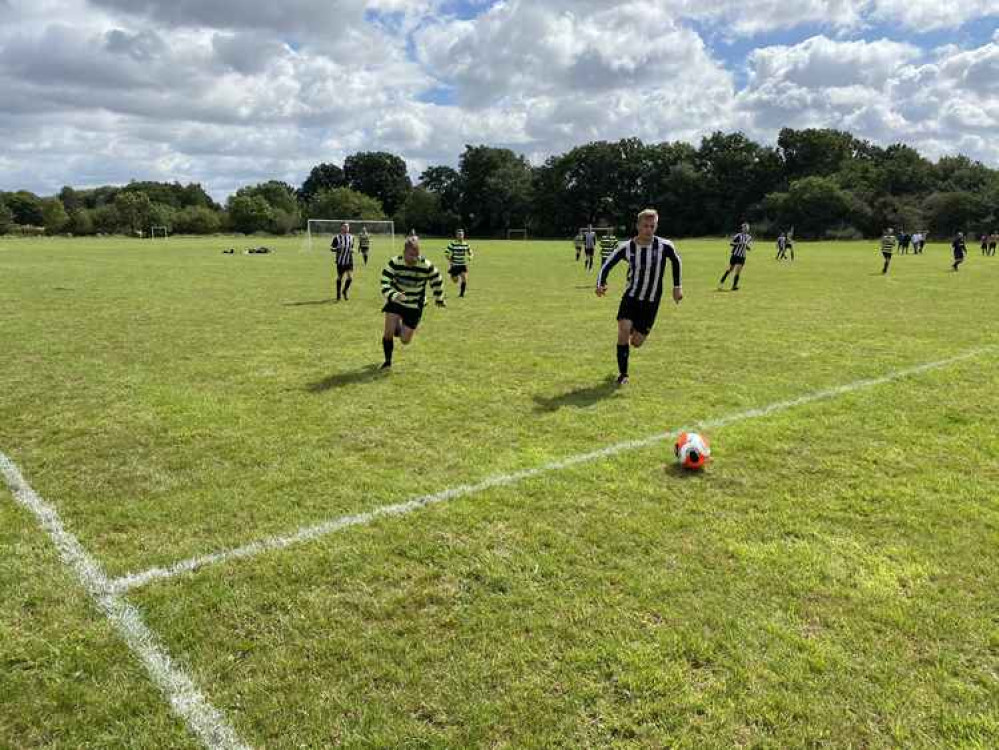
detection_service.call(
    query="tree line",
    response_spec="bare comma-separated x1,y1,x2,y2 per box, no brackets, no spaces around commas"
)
2,128,997,240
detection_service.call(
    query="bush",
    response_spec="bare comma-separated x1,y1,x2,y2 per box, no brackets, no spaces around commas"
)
824,225,864,240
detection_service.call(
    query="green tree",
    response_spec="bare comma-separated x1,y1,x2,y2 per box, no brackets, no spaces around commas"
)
459,145,533,234
114,191,152,234
778,128,857,181
41,198,70,234
299,163,346,205
93,204,121,233
879,144,933,195
419,165,462,215
923,192,988,237
344,152,412,215
0,201,13,234
764,176,853,238
236,181,299,214
308,187,386,221
5,191,44,226
394,187,460,236
59,186,82,212
68,208,95,236
227,195,275,234
696,132,784,231
174,206,221,234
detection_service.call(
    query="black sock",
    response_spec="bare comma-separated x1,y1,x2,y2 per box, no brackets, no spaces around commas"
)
460,281,466,297
616,344,629,376
382,337,393,364
336,278,342,299
733,274,740,288
343,278,352,298
883,259,890,273
720,270,730,284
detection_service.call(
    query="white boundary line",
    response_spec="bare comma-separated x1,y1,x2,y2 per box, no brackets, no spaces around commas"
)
108,347,992,594
0,452,252,750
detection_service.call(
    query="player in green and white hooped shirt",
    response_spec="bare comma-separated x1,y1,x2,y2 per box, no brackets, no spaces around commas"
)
879,227,897,274
358,227,371,266
380,235,446,369
445,228,474,298
599,232,618,268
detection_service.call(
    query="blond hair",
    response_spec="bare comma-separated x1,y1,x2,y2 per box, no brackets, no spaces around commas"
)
637,208,659,222
404,235,420,250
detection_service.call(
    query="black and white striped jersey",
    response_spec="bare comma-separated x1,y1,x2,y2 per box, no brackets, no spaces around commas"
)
597,237,682,303
730,232,752,259
331,233,354,266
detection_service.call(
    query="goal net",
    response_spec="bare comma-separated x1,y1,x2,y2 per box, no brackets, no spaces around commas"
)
150,225,169,239
507,228,528,240
304,219,395,255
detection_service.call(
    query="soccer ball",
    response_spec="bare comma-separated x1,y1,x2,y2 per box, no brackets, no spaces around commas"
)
674,431,710,470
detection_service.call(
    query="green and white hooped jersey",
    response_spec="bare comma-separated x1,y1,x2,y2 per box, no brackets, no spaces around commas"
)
599,235,618,261
880,235,897,254
445,241,472,266
381,255,445,310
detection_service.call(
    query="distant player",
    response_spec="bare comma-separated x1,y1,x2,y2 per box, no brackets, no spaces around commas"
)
445,228,473,298
952,232,967,271
775,232,789,260
981,232,989,256
599,230,618,267
911,230,923,255
596,208,683,386
330,222,355,301
583,225,597,271
718,223,752,290
879,227,897,274
989,231,997,256
379,235,446,369
898,231,911,255
358,227,371,266
574,232,583,262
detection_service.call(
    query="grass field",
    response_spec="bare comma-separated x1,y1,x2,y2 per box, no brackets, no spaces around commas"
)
2,234,998,749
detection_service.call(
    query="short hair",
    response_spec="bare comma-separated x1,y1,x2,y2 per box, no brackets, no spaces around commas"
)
637,208,658,222
404,235,420,251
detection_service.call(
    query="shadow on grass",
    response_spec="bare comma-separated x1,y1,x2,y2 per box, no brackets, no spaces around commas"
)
533,376,619,412
307,364,385,393
664,463,710,480
284,298,333,307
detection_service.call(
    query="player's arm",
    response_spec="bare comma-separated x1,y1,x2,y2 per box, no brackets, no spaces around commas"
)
428,263,446,306
595,244,626,295
381,262,405,303
665,243,683,303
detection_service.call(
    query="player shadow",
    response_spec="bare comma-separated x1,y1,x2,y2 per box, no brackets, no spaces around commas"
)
283,298,333,307
665,463,709,480
533,376,619,412
306,364,385,392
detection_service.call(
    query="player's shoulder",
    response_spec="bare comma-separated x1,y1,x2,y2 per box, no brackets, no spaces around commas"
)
655,235,677,250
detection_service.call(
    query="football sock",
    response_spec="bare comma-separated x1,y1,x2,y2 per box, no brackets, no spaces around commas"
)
616,344,629,376
720,270,730,284
336,279,342,299
343,278,352,298
382,337,394,364
460,281,466,297
733,273,740,289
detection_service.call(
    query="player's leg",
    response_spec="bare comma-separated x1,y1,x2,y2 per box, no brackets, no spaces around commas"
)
882,252,891,274
382,312,400,367
460,270,468,298
719,263,734,288
616,317,633,384
732,262,744,290
400,326,417,345
335,267,344,300
342,269,353,300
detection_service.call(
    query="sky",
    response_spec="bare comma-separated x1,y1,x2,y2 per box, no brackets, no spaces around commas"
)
1,0,997,201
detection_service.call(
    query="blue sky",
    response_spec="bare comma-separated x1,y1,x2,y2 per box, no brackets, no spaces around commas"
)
0,0,997,199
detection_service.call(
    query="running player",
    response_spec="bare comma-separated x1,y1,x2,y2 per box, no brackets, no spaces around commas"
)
596,208,683,386
445,228,473,298
358,226,371,266
574,231,583,262
879,227,897,274
718,223,752,290
583,225,597,271
952,232,967,271
379,235,446,369
989,231,997,256
981,232,989,256
330,222,355,301
776,232,789,260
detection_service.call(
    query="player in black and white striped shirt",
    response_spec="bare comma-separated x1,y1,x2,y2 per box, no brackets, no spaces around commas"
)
596,208,683,386
583,225,597,271
330,222,355,301
718,223,752,291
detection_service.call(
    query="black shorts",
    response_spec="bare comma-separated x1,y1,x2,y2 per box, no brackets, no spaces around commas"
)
617,295,661,336
729,254,746,266
383,300,423,330
882,252,893,260
954,252,965,261
584,248,595,256
449,265,468,277
336,263,353,274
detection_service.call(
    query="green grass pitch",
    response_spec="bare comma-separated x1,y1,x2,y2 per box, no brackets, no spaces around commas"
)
2,234,998,748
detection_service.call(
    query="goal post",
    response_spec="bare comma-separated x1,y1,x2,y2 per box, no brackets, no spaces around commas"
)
150,226,169,239
507,228,528,240
303,219,395,255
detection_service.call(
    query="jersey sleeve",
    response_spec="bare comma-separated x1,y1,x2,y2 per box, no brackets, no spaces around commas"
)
596,243,628,287
664,242,682,287
427,262,445,302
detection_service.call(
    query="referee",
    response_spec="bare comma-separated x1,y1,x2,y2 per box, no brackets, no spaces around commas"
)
596,208,683,386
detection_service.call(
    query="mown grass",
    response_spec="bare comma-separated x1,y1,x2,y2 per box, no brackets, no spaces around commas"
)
2,234,997,748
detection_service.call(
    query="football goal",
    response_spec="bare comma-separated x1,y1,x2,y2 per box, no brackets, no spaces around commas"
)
507,228,528,240
150,225,169,239
303,219,395,255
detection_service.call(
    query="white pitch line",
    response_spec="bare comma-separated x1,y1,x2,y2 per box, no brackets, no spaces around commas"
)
110,346,991,594
0,453,252,750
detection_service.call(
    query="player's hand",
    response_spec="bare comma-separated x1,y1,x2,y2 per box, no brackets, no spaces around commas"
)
672,286,683,304
596,285,607,297
394,292,408,303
